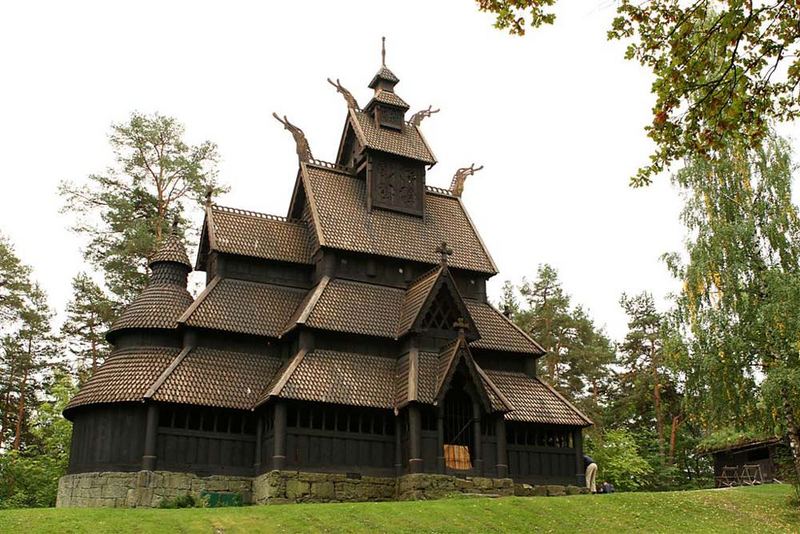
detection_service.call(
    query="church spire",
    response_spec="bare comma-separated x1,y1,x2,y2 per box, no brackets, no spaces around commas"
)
368,37,400,93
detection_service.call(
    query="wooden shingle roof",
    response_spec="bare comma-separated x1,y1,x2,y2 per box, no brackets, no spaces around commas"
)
486,370,592,426
464,300,545,355
150,347,283,410
302,164,496,273
107,284,194,337
149,234,191,268
202,205,314,267
267,349,397,409
350,109,436,164
64,347,180,415
179,277,307,338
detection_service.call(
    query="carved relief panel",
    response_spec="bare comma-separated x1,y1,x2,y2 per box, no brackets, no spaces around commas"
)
368,154,425,216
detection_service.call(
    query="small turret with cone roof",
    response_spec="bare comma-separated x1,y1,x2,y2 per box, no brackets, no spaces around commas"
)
106,221,194,343
364,37,409,130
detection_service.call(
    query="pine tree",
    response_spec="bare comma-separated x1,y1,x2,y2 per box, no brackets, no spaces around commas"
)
59,112,225,304
61,273,114,382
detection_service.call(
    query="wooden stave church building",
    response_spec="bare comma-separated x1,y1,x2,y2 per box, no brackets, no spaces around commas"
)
64,57,592,486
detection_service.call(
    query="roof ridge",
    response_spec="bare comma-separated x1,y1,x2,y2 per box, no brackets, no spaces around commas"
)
306,159,354,174
212,204,304,224
425,185,454,197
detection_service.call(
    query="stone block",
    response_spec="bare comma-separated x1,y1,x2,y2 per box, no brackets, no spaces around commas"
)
533,485,548,497
310,481,334,500
546,485,566,497
565,485,584,495
285,479,310,500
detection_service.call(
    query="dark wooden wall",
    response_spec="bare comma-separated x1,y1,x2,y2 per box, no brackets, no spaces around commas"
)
283,401,396,476
68,404,147,474
506,423,581,484
155,404,256,476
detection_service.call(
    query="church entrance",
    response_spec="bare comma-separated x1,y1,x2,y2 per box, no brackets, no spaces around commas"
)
443,385,474,470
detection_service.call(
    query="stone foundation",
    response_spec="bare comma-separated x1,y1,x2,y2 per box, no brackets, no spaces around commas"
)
56,471,253,508
57,470,583,508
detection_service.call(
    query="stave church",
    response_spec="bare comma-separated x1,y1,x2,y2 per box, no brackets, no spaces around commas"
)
60,46,592,506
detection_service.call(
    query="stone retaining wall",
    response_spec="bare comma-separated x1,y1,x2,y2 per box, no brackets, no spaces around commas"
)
57,470,586,508
56,471,253,508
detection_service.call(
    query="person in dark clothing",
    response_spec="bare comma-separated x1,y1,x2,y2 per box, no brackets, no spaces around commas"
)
601,481,615,494
583,455,597,493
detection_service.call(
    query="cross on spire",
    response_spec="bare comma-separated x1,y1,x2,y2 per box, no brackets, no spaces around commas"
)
435,241,453,266
381,36,386,66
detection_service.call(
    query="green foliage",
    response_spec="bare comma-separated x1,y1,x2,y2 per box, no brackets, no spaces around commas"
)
157,494,205,509
478,1,800,186
588,428,654,491
61,274,114,382
696,427,774,453
500,265,616,421
0,372,75,508
59,112,225,303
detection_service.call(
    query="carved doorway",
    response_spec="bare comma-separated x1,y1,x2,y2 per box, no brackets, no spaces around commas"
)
443,384,474,469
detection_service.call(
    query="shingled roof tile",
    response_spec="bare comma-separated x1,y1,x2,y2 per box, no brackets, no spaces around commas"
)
302,279,405,338
278,350,397,409
180,277,307,338
152,347,283,410
303,165,496,273
486,370,592,426
149,234,191,268
208,205,314,265
351,110,435,164
465,300,545,355
64,347,180,414
108,284,194,336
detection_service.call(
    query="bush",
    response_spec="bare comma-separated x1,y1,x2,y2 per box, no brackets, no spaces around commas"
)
588,428,654,491
158,494,205,509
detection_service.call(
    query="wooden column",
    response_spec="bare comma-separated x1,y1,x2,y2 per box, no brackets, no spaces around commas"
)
273,401,287,470
254,416,264,472
495,417,508,478
394,416,403,476
142,403,159,471
472,402,483,475
408,404,423,473
436,406,445,473
573,428,584,485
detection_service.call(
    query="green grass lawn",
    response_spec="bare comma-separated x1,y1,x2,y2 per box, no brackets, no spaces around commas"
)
1,485,798,533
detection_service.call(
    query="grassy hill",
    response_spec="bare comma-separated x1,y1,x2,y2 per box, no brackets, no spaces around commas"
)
1,484,798,533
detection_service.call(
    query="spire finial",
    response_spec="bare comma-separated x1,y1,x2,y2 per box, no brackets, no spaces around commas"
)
171,215,179,234
435,241,453,266
381,36,386,66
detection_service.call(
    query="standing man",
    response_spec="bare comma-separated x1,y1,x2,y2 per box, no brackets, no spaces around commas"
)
583,454,597,494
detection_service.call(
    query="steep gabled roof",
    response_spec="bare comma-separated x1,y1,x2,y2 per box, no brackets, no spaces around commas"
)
464,300,545,355
396,266,478,339
434,337,512,413
300,163,496,273
349,109,435,164
197,204,315,270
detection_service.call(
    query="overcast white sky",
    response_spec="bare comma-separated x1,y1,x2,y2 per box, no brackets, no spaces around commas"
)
1,1,798,341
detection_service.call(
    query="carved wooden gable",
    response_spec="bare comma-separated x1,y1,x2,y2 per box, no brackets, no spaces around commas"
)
367,153,425,216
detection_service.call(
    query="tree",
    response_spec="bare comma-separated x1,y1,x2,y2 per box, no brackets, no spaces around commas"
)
59,112,224,303
61,273,114,382
0,233,31,326
502,265,617,414
618,293,669,463
665,134,800,483
477,1,800,185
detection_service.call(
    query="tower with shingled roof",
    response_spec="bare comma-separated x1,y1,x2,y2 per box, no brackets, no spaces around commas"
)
60,45,593,508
